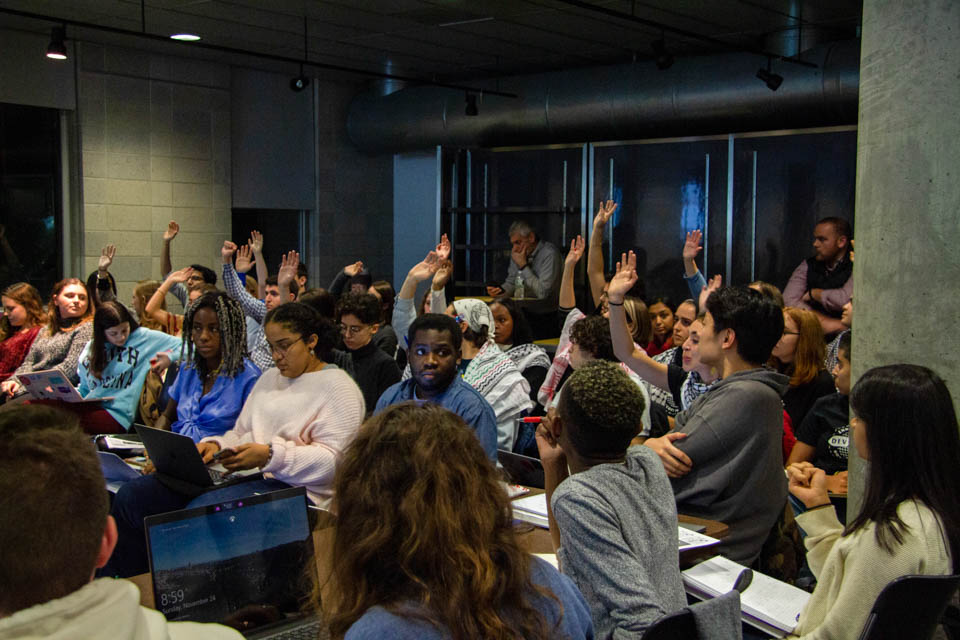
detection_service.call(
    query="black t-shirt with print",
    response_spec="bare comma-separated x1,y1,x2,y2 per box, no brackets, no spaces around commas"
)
796,392,850,475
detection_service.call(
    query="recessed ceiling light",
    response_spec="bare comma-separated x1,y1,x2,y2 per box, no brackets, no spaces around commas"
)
170,33,201,41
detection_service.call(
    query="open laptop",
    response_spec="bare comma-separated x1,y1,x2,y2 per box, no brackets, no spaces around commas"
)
98,451,142,493
16,369,113,403
135,424,261,496
145,487,322,638
497,449,545,489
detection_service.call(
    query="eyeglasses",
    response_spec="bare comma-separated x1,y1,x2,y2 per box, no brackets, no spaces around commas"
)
268,337,303,356
339,323,369,336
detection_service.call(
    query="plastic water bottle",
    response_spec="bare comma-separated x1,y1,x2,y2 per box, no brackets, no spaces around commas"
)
514,273,525,299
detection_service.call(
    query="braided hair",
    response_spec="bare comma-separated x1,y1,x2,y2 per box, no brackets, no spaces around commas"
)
181,291,248,379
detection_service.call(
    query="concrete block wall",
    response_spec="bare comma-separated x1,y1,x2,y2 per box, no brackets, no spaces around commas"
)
77,43,231,311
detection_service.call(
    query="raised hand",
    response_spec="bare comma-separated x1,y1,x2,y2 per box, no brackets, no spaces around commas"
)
698,274,722,311
432,259,453,290
166,266,194,284
344,261,364,277
163,221,180,242
564,235,585,267
278,251,300,290
235,243,255,274
682,230,703,261
221,240,238,264
608,251,638,302
593,200,618,228
249,230,264,254
435,233,451,262
408,251,440,282
98,244,117,273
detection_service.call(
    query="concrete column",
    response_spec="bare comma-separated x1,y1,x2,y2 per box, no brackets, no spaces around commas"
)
849,0,960,513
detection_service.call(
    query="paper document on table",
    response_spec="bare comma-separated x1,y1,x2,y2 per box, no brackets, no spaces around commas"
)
677,526,720,551
683,555,810,635
512,493,549,529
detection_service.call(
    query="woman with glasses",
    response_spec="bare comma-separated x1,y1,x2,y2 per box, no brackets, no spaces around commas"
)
769,307,836,430
103,302,364,578
335,291,400,415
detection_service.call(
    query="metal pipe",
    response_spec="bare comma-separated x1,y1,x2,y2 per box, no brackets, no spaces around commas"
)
347,40,859,154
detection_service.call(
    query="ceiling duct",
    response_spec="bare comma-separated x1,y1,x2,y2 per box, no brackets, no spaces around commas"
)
347,40,859,154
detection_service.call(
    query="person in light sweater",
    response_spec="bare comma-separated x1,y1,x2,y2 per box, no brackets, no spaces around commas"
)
785,364,960,640
101,302,364,578
0,405,240,640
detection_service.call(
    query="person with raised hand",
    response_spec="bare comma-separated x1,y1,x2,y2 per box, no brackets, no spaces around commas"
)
159,220,218,306
785,364,960,639
608,251,718,417
682,229,708,301
643,283,789,565
329,260,371,298
587,200,618,310
391,248,442,347
86,243,119,307
220,240,297,371
144,266,213,336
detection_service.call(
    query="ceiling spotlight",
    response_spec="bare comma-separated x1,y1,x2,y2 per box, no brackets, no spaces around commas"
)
756,58,783,91
46,26,67,60
651,39,673,70
170,33,202,42
465,92,479,116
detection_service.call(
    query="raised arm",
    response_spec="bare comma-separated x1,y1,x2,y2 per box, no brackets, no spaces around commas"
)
607,251,669,390
277,250,300,302
221,241,267,322
160,221,178,277
588,200,616,307
95,243,118,304
394,251,440,347
146,267,192,324
250,230,267,299
559,235,584,310
682,230,708,302
430,259,452,312
330,261,363,297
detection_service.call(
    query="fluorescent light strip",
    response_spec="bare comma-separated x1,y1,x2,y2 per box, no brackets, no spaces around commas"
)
170,33,201,41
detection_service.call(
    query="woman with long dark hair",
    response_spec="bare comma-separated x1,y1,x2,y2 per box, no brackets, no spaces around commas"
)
0,282,46,383
770,307,836,428
324,402,593,640
786,364,960,639
488,297,551,412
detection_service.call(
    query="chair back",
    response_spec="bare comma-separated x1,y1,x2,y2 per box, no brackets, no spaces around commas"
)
858,574,960,640
641,609,698,640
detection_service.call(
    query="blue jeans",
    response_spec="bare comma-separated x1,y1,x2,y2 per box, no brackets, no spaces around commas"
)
99,474,292,578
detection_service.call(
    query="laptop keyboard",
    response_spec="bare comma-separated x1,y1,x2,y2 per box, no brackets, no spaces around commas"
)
208,467,226,483
255,619,324,639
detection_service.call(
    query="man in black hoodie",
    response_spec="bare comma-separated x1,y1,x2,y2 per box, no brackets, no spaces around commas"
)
644,286,788,565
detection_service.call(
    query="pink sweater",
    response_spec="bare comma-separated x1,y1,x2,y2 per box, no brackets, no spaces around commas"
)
203,366,365,506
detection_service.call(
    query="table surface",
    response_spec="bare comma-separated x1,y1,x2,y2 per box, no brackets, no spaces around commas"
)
129,489,728,610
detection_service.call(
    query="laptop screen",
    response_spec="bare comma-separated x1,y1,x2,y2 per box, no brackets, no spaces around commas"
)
145,487,314,631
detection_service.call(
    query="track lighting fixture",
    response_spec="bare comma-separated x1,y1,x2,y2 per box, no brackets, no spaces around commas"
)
651,38,673,70
46,25,67,60
465,92,479,116
756,57,783,91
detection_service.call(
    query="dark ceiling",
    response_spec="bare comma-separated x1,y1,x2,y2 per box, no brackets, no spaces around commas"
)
0,0,862,84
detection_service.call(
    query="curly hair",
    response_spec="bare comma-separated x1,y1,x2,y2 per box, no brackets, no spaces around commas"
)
0,282,46,341
265,302,339,363
46,278,95,334
558,360,646,458
181,291,248,379
89,301,139,379
570,315,616,362
336,292,382,326
326,403,561,640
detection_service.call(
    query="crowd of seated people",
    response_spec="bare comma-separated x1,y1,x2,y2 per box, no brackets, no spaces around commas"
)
2,208,959,640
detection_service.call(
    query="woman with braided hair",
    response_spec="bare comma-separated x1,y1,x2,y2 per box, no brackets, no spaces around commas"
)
153,291,262,441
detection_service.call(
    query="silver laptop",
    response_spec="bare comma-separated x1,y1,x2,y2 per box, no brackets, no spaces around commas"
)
145,487,322,638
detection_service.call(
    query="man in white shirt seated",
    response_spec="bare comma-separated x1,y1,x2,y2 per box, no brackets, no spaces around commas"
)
0,405,241,640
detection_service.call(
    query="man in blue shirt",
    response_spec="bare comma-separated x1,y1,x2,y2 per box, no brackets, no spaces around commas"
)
375,314,497,460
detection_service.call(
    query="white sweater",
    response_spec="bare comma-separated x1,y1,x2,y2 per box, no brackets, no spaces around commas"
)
0,578,240,640
791,499,953,639
203,366,365,507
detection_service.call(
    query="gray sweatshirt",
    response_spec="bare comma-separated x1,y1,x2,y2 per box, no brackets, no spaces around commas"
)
14,322,94,386
671,366,790,565
552,445,687,639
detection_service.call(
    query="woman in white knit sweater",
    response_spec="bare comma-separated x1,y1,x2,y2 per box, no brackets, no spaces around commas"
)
198,302,365,506
785,364,960,639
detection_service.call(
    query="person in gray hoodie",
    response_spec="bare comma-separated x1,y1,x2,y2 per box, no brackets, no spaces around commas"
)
641,284,789,565
536,360,687,638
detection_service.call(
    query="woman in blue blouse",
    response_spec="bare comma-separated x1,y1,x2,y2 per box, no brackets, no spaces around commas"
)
154,292,260,440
